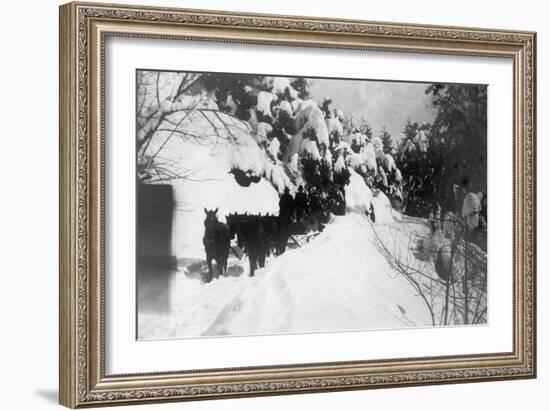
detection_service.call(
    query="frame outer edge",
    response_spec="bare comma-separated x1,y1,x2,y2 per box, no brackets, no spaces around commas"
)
59,1,536,407
530,31,537,378
59,2,78,409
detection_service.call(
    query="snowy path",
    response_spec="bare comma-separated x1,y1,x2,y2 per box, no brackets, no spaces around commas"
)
138,212,435,340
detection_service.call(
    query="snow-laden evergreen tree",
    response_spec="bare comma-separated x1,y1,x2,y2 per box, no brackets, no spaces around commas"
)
396,83,487,222
380,127,394,154
138,71,408,216
395,119,434,216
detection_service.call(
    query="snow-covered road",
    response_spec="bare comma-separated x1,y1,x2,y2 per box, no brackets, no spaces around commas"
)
138,212,435,340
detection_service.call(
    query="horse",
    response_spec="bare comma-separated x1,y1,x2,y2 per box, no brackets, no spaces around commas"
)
226,213,273,276
203,208,231,282
261,214,291,256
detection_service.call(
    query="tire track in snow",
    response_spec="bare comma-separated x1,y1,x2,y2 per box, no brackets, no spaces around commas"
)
202,265,295,336
141,211,436,339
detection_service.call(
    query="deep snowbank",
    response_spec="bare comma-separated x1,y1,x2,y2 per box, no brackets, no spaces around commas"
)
138,212,435,339
344,169,373,215
344,169,394,224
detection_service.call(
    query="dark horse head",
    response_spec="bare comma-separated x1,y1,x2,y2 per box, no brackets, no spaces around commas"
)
203,207,221,249
225,212,271,277
225,212,248,248
204,207,219,228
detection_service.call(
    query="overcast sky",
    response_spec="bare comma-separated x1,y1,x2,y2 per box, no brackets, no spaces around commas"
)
309,78,437,139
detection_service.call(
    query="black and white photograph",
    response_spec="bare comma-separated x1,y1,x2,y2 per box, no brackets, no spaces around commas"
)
1,0,543,408
136,70,488,340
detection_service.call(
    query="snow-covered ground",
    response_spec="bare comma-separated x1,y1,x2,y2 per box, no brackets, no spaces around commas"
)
138,210,438,340
135,73,487,341
137,104,481,341
138,126,440,339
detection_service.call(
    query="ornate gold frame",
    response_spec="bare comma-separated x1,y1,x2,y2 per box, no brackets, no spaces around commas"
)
59,1,536,408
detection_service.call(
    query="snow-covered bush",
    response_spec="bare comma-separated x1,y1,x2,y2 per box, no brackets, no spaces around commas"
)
284,104,330,163
372,136,385,160
257,91,276,120
384,153,396,173
254,122,273,144
263,157,292,194
326,117,344,148
279,100,293,116
345,169,373,215
228,126,266,186
350,132,367,153
333,168,351,187
416,130,429,152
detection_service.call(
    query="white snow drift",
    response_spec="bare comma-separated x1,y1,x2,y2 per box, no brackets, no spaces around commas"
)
138,212,436,339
